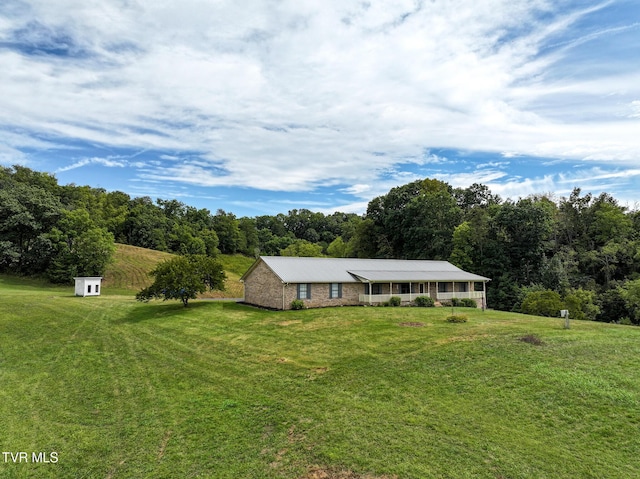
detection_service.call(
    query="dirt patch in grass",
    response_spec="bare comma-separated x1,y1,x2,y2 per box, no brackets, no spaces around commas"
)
399,322,424,327
519,334,545,346
302,466,398,479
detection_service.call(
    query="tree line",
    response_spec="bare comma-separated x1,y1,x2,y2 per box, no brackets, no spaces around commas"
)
2,165,640,323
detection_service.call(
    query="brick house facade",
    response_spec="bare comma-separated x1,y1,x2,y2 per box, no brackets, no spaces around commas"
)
241,256,490,311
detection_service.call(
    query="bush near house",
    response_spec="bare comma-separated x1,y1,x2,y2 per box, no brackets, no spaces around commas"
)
291,299,305,310
384,296,402,307
414,296,435,307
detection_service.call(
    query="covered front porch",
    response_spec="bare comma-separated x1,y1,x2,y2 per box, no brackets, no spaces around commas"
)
358,281,487,308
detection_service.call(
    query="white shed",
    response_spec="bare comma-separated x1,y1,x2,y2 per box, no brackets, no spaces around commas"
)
74,277,103,297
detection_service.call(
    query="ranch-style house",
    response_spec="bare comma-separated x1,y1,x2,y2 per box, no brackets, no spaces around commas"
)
240,256,490,310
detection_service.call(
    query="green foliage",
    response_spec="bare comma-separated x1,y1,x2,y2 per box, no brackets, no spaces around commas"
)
280,239,324,257
7,164,640,324
369,178,462,260
212,210,242,254
327,236,350,258
449,221,474,270
620,279,640,325
521,290,564,317
564,288,600,321
445,297,477,308
414,296,435,307
46,209,116,283
387,296,402,307
290,299,305,310
446,314,468,322
460,298,478,308
596,284,629,323
0,179,63,274
136,255,226,307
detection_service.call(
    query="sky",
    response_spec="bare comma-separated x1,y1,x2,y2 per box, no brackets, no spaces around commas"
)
1,0,639,217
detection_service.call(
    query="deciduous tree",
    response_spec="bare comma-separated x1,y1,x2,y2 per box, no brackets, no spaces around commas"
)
136,255,226,307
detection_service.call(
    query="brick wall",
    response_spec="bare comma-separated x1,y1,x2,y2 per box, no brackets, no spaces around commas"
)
292,283,362,309
243,260,364,310
243,260,286,310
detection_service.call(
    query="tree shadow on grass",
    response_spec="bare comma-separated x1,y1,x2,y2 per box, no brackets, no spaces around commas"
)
118,300,214,323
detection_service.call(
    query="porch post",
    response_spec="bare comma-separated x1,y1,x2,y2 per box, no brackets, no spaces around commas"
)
409,282,412,302
369,281,372,305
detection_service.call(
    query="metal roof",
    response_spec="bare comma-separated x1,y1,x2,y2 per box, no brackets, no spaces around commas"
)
243,256,490,283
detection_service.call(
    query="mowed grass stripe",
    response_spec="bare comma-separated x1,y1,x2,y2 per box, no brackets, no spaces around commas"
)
2,276,640,478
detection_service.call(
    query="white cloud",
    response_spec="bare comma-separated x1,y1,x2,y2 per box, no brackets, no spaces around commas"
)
1,0,639,204
57,156,127,172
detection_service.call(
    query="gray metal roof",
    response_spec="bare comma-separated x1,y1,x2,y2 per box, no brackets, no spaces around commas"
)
246,256,490,283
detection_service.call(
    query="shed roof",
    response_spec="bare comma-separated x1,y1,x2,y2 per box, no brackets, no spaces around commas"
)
242,256,490,284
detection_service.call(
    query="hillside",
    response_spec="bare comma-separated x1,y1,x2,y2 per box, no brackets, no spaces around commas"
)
1,280,639,478
103,243,255,298
102,244,174,293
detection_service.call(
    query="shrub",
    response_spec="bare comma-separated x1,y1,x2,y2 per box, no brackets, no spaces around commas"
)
521,289,563,317
388,296,402,307
290,299,305,310
460,298,477,308
564,288,600,321
446,314,468,323
414,296,435,307
451,298,461,307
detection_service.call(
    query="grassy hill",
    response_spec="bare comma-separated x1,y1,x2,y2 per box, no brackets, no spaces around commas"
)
102,244,174,293
103,243,255,297
1,276,640,478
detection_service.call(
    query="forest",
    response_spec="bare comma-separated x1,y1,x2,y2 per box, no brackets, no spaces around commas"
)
2,165,640,324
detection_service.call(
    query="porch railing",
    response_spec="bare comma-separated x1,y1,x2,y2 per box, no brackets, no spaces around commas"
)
359,291,484,304
436,291,484,300
359,293,415,303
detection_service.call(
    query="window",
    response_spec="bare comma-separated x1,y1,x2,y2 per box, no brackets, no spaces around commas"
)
87,285,92,293
400,283,410,294
297,283,311,300
364,284,382,295
438,282,448,293
330,283,342,299
96,285,99,294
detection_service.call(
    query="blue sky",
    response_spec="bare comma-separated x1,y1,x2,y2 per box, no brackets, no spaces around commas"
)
1,0,639,217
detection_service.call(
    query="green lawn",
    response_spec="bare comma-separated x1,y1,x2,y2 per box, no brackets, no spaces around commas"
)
1,275,640,478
